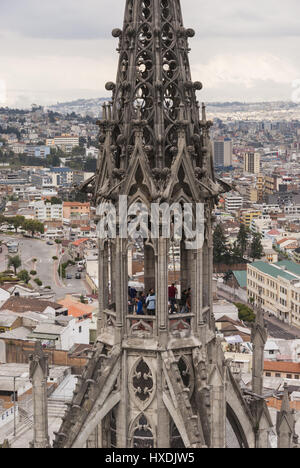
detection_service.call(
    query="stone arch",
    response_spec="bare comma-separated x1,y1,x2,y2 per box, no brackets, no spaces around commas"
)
129,413,156,448
0,340,5,363
225,370,255,448
226,404,249,448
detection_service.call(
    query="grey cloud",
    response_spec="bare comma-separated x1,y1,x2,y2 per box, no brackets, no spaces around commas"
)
0,0,300,40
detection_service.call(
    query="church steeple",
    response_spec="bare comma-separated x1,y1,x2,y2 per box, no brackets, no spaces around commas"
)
105,0,203,171
54,0,273,450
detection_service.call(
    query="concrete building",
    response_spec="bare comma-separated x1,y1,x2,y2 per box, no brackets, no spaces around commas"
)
63,202,90,222
32,200,63,222
244,152,261,174
213,137,233,167
49,168,73,187
241,209,262,228
24,146,51,159
46,135,79,153
247,260,300,327
224,192,243,212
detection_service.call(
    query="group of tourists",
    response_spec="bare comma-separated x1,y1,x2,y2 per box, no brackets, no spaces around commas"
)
128,284,191,316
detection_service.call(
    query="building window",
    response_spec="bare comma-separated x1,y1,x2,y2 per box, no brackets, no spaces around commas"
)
286,374,292,379
266,372,271,377
275,373,281,378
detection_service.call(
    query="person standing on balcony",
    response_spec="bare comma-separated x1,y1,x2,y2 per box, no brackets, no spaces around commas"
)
168,283,178,314
146,289,156,316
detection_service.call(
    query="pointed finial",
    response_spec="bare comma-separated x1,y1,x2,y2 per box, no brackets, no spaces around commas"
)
202,103,207,123
281,383,291,413
102,103,107,120
34,340,44,358
107,103,112,121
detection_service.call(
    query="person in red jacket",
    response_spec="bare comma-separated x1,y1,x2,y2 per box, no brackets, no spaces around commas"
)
168,283,178,314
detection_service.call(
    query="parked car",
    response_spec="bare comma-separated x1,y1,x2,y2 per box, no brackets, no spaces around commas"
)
75,273,82,279
77,266,83,272
47,241,54,245
66,274,73,279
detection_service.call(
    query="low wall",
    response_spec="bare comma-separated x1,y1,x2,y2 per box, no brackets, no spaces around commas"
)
214,263,248,274
1,339,88,374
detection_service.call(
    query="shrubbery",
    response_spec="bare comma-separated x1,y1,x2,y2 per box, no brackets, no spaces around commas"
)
34,278,43,286
235,303,256,323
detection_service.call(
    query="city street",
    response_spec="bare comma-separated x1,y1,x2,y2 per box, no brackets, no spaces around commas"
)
0,235,90,300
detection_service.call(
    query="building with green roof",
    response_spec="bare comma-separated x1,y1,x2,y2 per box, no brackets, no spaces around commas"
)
247,259,300,327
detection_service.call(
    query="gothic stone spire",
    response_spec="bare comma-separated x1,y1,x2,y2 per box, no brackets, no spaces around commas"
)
107,0,203,170
29,341,50,449
89,0,227,207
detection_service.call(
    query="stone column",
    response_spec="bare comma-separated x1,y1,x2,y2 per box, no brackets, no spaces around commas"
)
29,342,50,449
251,304,267,396
98,241,109,335
277,385,295,449
155,238,169,345
115,236,127,343
180,240,189,293
157,353,170,448
189,248,203,333
144,242,156,293
110,242,116,306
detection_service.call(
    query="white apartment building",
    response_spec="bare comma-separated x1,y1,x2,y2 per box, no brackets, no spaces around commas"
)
247,260,300,327
46,135,79,153
33,200,63,221
284,205,300,215
224,192,243,212
85,146,99,158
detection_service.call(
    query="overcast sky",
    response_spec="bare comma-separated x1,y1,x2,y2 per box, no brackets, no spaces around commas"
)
0,0,299,107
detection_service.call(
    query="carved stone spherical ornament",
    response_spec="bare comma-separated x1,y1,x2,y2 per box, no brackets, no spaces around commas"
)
112,28,122,38
193,81,203,91
105,82,116,92
186,28,196,38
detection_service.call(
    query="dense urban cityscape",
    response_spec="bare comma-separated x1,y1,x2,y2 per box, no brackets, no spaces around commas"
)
1,0,300,452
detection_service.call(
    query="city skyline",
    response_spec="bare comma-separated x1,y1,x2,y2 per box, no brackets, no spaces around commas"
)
0,0,300,108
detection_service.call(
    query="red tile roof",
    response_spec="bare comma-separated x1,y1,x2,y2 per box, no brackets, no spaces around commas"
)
264,361,300,374
72,238,89,247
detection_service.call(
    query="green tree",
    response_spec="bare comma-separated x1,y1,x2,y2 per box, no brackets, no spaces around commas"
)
23,219,44,237
50,197,62,205
237,224,250,258
10,215,25,233
71,146,85,157
235,303,256,323
213,224,230,264
8,255,21,275
250,233,264,260
223,270,234,284
17,270,30,284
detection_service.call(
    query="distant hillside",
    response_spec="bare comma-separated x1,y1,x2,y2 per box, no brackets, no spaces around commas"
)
45,98,299,119
45,97,110,117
